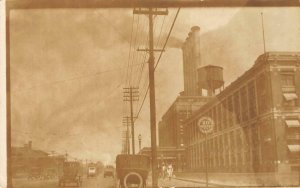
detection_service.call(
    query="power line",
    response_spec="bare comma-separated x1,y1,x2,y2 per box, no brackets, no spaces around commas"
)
155,8,181,70
156,15,167,48
13,62,143,93
134,8,180,121
129,15,140,86
125,14,135,87
133,16,149,88
134,86,149,123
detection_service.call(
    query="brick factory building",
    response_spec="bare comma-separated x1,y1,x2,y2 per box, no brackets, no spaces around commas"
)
184,52,300,173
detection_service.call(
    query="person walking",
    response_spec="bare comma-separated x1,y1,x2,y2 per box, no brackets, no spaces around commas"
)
161,163,166,179
167,163,173,181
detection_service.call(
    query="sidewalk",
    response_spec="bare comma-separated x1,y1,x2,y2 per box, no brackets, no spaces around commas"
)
173,172,300,187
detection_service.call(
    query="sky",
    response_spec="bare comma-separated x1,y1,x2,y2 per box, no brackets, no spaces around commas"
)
9,7,300,164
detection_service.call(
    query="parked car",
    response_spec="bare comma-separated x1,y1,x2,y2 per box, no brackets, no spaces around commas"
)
103,165,115,178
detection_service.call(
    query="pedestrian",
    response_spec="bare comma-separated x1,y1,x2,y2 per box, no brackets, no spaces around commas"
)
161,163,166,179
167,163,173,181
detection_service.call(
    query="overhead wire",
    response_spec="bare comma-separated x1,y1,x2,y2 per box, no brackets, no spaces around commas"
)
13,62,144,94
125,14,135,87
128,15,140,86
134,8,181,122
133,15,149,88
133,13,160,116
155,8,181,70
155,15,166,48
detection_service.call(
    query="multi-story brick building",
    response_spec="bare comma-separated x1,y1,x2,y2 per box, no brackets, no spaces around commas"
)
158,95,212,148
184,52,300,173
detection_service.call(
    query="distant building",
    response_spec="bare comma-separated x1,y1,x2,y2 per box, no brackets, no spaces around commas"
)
184,52,300,173
12,141,65,177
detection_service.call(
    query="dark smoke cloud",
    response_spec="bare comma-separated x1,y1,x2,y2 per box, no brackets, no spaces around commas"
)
166,35,184,48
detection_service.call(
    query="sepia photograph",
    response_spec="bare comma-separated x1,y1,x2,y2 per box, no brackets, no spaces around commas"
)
2,0,300,187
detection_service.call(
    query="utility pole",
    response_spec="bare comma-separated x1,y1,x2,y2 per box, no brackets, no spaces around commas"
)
133,7,168,187
121,129,129,154
123,116,134,154
123,88,139,154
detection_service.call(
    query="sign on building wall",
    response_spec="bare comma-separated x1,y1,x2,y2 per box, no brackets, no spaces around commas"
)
197,117,214,134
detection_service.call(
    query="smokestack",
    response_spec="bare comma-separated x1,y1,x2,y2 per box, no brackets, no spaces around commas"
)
182,26,202,96
191,26,201,68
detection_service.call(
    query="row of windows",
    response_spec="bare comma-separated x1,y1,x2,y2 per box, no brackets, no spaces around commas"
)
186,74,270,143
187,124,270,170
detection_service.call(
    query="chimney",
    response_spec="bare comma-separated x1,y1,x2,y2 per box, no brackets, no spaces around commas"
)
182,26,202,96
191,26,201,68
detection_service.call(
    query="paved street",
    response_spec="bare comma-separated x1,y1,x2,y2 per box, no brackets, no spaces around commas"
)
12,172,115,188
12,172,213,188
157,177,212,187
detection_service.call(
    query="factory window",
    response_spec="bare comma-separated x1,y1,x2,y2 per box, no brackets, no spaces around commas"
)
234,91,241,124
251,124,261,168
219,135,224,166
241,87,249,122
215,137,219,167
236,129,243,166
285,119,300,128
281,73,295,87
212,107,217,133
236,129,243,149
256,74,268,113
228,96,234,127
217,104,222,132
251,124,260,149
230,131,235,150
248,82,257,119
222,100,228,129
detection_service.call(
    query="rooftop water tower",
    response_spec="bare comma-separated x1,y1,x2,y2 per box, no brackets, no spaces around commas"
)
197,65,224,96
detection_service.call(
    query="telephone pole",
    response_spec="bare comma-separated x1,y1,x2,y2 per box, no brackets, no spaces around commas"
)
133,8,168,187
122,116,130,154
123,87,139,154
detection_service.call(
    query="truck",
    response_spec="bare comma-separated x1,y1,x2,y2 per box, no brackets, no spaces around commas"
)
115,154,150,188
59,161,82,187
104,165,115,178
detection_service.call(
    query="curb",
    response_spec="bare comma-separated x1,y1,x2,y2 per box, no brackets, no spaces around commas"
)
173,177,236,187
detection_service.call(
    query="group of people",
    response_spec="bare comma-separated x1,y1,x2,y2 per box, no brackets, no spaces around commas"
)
159,163,173,180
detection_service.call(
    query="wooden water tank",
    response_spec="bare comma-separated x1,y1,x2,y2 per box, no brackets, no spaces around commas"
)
198,65,224,91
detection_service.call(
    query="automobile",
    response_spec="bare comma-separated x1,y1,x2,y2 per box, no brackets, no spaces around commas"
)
59,161,82,187
115,154,150,188
103,165,115,178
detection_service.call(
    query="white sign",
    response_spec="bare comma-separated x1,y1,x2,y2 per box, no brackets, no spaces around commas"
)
197,117,214,134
